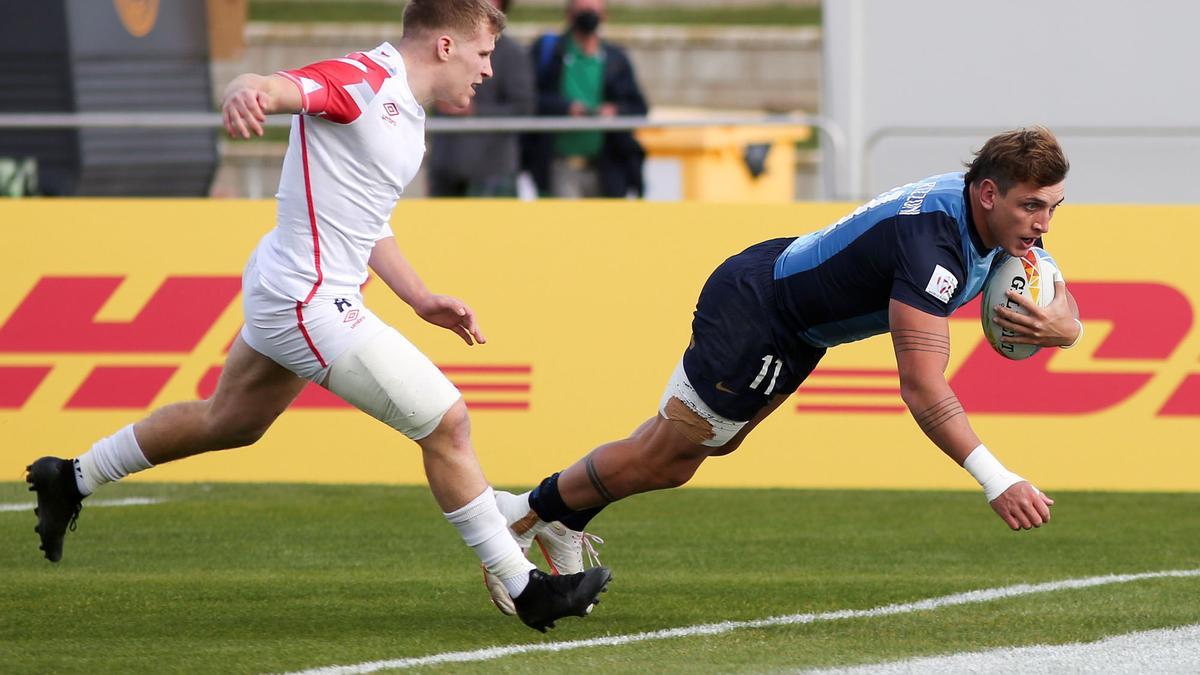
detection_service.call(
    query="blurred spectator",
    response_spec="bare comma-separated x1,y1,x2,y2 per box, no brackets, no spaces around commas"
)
524,0,648,198
428,0,536,197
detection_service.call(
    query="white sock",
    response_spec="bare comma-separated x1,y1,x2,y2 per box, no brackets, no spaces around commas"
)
495,489,548,540
73,424,153,496
444,486,536,598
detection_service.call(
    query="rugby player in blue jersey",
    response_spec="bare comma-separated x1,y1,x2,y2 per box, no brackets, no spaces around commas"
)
485,126,1084,612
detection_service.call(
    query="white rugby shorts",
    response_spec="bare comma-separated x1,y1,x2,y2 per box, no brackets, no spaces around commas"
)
240,250,387,383
239,250,463,439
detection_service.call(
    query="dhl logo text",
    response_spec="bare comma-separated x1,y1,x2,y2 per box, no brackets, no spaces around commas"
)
0,277,530,411
1,277,1198,416
795,282,1199,416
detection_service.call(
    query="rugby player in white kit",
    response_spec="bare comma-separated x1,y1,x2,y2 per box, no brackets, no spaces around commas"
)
24,0,609,633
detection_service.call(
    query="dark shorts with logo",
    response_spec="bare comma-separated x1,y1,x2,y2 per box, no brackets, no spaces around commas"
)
681,238,826,422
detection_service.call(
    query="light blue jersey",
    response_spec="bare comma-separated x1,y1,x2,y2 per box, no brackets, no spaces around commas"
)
773,173,1000,348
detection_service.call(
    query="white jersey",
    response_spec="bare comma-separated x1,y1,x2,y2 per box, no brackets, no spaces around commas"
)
254,43,425,302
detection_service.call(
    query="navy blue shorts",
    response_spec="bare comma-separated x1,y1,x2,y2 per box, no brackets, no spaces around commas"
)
682,238,826,422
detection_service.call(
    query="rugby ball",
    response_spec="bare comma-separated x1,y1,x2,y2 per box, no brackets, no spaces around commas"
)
981,248,1061,360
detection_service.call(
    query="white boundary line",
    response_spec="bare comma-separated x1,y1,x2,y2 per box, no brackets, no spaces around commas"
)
285,568,1200,675
810,623,1200,674
0,497,165,513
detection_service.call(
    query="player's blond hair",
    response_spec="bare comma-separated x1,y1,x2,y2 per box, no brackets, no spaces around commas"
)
964,126,1069,194
402,0,506,38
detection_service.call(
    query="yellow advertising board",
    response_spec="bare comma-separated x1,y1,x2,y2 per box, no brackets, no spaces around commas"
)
0,200,1197,492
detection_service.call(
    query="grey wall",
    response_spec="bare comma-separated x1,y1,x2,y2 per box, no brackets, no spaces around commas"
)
0,0,217,196
214,23,820,113
66,0,218,195
822,0,1200,203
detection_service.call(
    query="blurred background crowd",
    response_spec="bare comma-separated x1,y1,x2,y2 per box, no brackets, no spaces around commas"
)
0,0,819,201
4,0,1193,205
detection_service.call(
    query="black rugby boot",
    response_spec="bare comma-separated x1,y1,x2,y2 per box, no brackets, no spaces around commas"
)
25,457,85,562
513,566,612,633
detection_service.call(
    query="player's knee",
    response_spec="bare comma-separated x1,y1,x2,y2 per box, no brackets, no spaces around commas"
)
646,454,703,489
202,397,280,449
643,444,705,485
227,424,270,449
209,414,273,449
425,398,470,447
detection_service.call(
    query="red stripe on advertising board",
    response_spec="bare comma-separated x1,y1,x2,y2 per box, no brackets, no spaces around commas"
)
198,367,530,410
795,404,907,414
66,366,177,409
809,369,898,378
0,277,240,353
795,386,901,396
439,365,532,374
467,401,530,410
0,366,52,408
1159,374,1200,416
455,383,530,392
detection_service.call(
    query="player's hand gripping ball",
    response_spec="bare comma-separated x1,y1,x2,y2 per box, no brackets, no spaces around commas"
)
981,247,1062,360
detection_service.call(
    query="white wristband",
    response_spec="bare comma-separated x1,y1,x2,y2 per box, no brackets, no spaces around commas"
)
963,444,1024,502
1060,318,1084,349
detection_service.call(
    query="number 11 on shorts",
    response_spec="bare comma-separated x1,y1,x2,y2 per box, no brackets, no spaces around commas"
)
750,355,782,395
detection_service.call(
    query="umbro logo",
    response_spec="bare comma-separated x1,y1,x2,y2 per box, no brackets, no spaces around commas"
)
381,102,400,127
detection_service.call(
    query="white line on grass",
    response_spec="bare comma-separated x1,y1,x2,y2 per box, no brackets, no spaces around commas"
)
810,623,1200,674
284,568,1200,675
0,497,165,513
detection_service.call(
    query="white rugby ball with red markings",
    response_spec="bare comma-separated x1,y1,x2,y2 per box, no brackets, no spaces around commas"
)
981,247,1061,360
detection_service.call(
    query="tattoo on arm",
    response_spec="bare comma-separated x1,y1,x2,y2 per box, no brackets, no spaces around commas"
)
584,454,617,504
892,328,951,356
913,394,965,434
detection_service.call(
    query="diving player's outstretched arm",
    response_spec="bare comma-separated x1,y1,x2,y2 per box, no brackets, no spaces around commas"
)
888,298,1054,530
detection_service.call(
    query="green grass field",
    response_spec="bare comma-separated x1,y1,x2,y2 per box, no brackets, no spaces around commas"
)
2,482,1197,673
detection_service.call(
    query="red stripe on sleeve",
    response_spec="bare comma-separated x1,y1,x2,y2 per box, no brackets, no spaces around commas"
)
280,53,388,123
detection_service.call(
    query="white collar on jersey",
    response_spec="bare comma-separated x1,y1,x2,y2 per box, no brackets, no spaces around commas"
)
363,42,423,117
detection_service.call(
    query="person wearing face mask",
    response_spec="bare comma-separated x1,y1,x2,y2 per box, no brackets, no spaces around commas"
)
522,0,648,198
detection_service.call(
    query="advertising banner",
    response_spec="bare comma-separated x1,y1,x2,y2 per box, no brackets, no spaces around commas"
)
1,200,1196,491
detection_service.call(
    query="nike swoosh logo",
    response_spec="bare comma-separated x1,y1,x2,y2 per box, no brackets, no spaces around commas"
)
715,381,737,394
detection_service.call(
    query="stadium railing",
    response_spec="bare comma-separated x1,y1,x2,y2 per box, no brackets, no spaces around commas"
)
0,113,847,199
